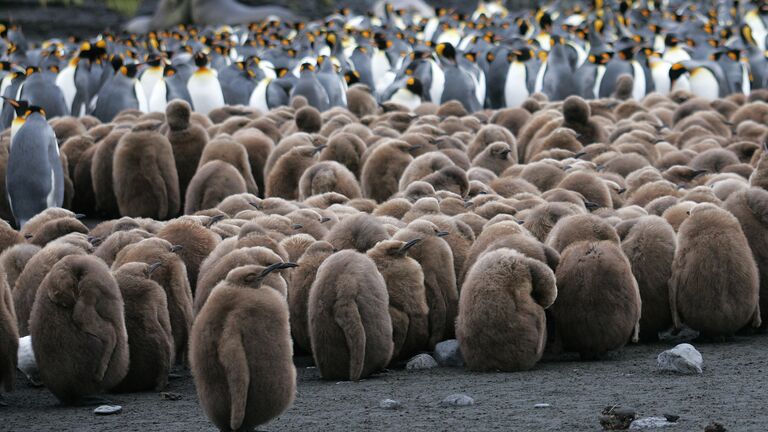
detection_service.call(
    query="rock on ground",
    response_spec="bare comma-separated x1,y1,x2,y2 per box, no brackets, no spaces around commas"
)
434,339,464,367
657,343,703,374
440,393,474,407
406,354,438,370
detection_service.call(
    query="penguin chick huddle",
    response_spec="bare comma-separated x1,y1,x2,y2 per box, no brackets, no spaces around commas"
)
2,83,768,427
5,0,768,127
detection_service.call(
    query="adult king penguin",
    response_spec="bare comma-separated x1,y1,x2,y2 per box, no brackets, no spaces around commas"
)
187,51,225,115
4,102,64,228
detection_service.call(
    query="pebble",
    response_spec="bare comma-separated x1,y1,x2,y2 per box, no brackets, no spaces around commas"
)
657,343,703,374
94,405,122,415
379,399,401,410
630,417,675,429
440,393,474,407
434,339,464,367
406,354,438,370
160,392,183,401
658,326,699,343
534,403,551,408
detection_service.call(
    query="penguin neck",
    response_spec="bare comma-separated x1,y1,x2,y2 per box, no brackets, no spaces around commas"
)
10,116,25,143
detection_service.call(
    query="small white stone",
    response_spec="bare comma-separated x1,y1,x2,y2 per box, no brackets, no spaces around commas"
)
657,343,703,374
379,399,401,410
406,354,438,370
534,403,551,408
440,393,474,407
630,417,675,429
94,405,122,415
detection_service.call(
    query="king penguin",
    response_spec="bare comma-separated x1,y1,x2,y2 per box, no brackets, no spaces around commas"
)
16,66,69,119
5,104,64,228
138,53,166,104
535,35,578,101
91,62,148,122
574,49,612,99
289,63,330,111
388,76,423,111
503,47,535,107
187,51,225,115
316,56,348,108
55,42,91,117
436,42,481,112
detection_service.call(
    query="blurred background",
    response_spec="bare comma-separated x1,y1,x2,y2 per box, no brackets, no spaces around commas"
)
0,0,535,40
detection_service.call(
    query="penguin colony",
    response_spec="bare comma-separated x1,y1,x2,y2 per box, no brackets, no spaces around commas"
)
2,0,768,428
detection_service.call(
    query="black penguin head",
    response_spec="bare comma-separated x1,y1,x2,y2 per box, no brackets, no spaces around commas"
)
669,62,688,81
326,32,338,48
344,70,361,84
193,51,209,67
110,54,124,72
275,67,290,77
406,77,423,95
2,97,29,118
25,105,46,119
24,66,40,76
665,33,680,46
300,62,315,73
374,32,391,50
436,42,457,60
120,63,139,78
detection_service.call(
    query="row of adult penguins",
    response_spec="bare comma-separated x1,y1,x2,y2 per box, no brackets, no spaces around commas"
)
8,0,768,125
2,80,768,428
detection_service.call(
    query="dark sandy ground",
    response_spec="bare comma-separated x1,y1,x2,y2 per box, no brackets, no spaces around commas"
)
3,336,768,431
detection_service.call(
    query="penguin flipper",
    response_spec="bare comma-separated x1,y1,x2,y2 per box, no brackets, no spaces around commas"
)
71,295,117,383
218,320,249,432
333,298,366,381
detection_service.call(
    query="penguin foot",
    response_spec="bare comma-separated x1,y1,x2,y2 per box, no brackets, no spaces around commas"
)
72,395,114,407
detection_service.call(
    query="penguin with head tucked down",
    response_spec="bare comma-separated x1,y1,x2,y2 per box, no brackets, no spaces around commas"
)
535,34,578,101
16,66,69,119
249,66,291,114
218,59,257,106
316,56,348,108
290,63,330,111
91,59,147,122
599,38,648,100
574,48,612,99
435,42,481,113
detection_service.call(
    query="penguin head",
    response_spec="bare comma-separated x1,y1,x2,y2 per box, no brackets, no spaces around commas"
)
225,262,298,289
163,64,177,78
435,42,457,61
562,96,591,125
405,77,423,96
669,62,688,81
374,32,392,50
24,105,46,120
665,33,681,47
299,62,316,73
326,31,338,48
275,67,290,78
0,61,10,72
344,70,361,84
24,66,40,76
193,51,209,67
119,63,139,78
2,97,29,118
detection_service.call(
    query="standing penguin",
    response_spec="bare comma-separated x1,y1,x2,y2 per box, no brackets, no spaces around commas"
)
16,66,69,119
111,262,173,393
316,56,348,108
458,248,557,371
191,263,297,432
670,203,761,337
289,63,330,111
435,43,481,113
367,239,429,362
309,250,393,381
5,103,64,228
187,52,225,116
91,61,148,122
504,48,536,107
288,241,334,355
29,255,129,405
0,266,17,403
536,36,578,101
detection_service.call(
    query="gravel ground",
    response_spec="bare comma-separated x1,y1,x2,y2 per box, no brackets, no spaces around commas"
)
3,336,767,431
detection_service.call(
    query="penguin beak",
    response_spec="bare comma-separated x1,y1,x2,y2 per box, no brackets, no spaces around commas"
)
207,214,226,227
250,201,262,209
573,151,587,159
500,149,511,158
436,231,449,237
399,238,422,253
516,218,525,225
320,217,331,223
292,224,303,230
584,201,600,210
617,188,627,194
463,201,473,208
261,261,299,276
408,144,422,153
147,262,162,276
313,144,327,154
87,236,103,247
24,233,33,240
74,213,86,219
170,245,184,253
692,169,708,178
